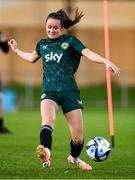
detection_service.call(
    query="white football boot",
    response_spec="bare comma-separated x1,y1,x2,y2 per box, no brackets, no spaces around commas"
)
67,155,92,170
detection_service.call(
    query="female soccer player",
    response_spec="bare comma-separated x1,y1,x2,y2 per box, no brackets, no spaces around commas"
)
8,8,120,170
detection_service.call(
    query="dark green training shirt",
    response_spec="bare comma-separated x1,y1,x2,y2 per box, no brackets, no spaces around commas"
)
35,34,86,92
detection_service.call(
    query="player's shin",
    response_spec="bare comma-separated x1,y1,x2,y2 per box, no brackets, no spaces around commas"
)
70,139,84,159
40,124,53,150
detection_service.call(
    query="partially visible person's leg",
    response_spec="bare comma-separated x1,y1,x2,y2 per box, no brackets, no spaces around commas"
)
0,85,11,134
36,99,58,168
0,93,4,131
0,33,11,134
65,109,92,170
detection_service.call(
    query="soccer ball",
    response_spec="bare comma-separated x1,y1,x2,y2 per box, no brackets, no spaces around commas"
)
86,136,111,162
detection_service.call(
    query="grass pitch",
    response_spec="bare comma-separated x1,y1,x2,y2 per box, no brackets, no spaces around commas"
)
0,108,134,179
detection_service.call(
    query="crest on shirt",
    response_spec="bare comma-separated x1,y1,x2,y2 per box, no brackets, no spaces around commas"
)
61,42,69,50
41,93,46,100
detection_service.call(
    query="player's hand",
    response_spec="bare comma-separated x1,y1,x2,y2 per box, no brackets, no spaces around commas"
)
105,60,120,76
8,39,18,53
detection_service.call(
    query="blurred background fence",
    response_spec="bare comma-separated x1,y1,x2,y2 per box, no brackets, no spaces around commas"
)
0,0,135,110
1,70,135,111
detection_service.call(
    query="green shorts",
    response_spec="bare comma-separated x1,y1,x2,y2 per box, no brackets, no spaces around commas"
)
40,91,83,114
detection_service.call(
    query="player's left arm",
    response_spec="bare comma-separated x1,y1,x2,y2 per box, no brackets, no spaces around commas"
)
82,48,120,76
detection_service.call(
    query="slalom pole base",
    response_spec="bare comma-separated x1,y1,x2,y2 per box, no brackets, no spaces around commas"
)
111,135,115,148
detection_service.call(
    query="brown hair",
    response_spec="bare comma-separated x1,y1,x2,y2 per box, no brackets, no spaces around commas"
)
46,8,84,29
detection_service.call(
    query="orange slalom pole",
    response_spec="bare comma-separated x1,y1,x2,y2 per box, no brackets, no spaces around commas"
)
103,0,115,147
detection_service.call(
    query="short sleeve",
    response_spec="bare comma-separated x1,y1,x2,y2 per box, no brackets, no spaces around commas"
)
35,40,41,55
71,36,86,54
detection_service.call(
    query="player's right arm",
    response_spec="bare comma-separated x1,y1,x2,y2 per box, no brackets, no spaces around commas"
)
8,39,40,63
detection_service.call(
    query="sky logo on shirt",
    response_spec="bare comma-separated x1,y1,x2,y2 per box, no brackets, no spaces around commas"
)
45,52,63,63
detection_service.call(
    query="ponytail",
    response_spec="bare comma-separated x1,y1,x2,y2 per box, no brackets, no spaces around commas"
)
46,8,84,29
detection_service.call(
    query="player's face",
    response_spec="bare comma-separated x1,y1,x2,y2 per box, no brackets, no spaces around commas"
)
46,18,64,39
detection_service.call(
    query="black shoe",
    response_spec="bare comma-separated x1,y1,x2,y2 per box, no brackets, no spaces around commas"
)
0,126,12,134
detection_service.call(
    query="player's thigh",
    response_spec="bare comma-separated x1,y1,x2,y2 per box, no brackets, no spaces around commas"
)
40,99,58,127
65,109,83,143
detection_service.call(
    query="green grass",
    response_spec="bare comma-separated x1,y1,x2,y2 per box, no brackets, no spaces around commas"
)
0,109,134,179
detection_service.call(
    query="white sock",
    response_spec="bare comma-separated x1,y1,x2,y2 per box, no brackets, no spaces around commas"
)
70,155,79,163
